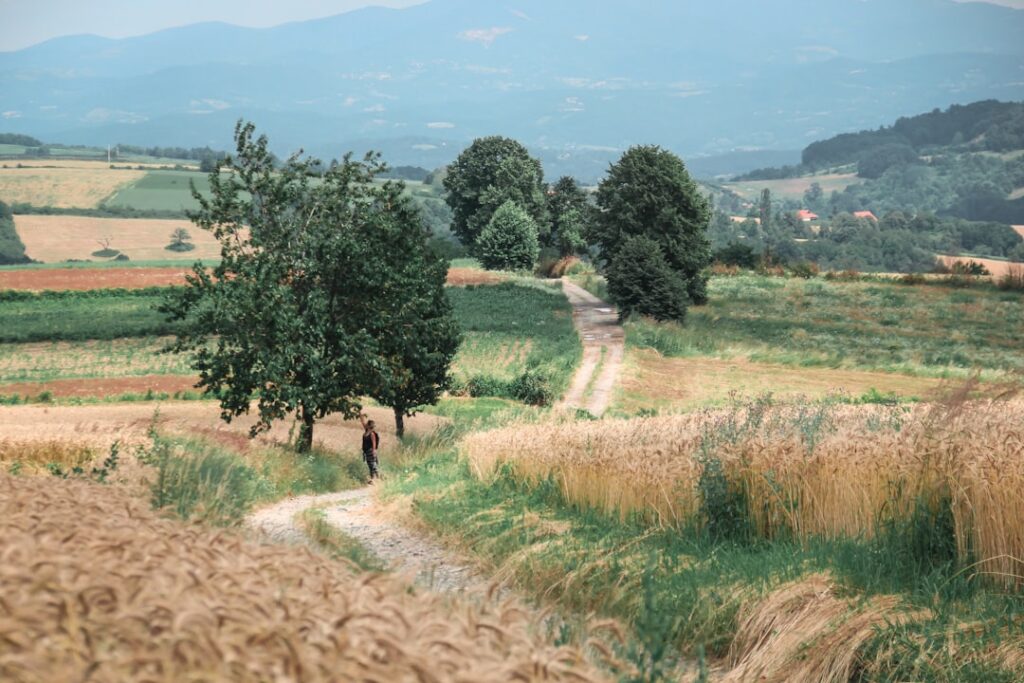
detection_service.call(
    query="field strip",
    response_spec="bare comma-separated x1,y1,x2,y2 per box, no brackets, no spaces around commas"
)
248,489,489,596
557,278,624,417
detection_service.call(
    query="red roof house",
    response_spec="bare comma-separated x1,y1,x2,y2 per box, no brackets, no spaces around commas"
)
796,210,819,222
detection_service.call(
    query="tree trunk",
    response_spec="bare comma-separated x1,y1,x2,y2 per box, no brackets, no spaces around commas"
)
298,408,315,453
393,407,405,440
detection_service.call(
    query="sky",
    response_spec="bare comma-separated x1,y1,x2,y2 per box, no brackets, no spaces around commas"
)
0,0,426,52
0,0,1021,52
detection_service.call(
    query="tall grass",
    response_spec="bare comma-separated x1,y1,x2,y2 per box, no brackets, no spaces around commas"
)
463,395,1024,589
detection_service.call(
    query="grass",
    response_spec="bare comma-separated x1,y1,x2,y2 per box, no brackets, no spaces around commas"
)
298,507,385,571
0,337,189,383
722,172,861,202
629,274,1024,380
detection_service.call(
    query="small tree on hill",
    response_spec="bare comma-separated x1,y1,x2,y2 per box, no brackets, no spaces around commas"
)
162,121,458,452
593,145,711,309
166,228,195,252
605,235,689,322
477,201,540,271
443,137,547,251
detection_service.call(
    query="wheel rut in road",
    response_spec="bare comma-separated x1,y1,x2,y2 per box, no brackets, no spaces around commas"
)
557,278,625,417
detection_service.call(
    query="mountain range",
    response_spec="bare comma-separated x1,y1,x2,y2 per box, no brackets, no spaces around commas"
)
2,0,1024,181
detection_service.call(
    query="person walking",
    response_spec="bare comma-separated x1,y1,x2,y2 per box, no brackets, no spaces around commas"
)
359,413,380,482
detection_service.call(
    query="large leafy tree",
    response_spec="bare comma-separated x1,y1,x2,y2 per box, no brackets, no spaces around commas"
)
593,146,711,310
443,136,547,250
163,122,458,451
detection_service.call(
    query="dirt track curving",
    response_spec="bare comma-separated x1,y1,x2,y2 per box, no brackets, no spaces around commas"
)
557,279,624,417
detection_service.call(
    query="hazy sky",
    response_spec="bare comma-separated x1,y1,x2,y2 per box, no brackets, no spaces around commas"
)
0,0,426,52
0,0,1021,52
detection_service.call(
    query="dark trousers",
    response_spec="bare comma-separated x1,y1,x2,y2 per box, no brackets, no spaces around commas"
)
363,451,379,479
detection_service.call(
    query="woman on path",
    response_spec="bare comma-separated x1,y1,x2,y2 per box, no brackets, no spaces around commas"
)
359,413,380,482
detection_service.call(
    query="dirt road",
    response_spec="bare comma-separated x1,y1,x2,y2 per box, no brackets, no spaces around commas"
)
248,488,489,596
557,279,624,417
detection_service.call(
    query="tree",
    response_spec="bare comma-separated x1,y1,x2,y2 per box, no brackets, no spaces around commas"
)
592,145,711,307
546,176,591,256
476,201,540,271
365,205,461,438
443,137,547,250
162,121,458,452
803,182,824,211
759,189,773,234
605,235,689,322
166,228,195,252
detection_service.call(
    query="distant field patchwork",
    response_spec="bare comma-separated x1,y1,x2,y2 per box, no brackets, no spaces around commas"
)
0,166,145,208
723,173,861,202
14,215,222,262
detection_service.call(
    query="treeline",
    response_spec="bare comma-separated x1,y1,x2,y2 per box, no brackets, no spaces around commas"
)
737,100,1024,181
709,206,1024,273
115,144,227,169
0,133,42,147
803,100,1024,167
0,200,32,265
828,152,1024,223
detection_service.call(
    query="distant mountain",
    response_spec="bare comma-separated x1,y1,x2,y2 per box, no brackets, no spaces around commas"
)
2,0,1024,181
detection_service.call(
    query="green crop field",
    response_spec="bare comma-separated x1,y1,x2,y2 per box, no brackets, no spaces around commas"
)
0,282,581,401
103,170,218,212
0,144,28,156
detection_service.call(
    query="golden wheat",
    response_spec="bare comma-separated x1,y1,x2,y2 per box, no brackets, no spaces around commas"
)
0,474,606,682
463,399,1024,588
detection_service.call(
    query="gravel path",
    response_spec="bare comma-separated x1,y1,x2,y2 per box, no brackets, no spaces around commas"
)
247,487,487,596
557,278,625,417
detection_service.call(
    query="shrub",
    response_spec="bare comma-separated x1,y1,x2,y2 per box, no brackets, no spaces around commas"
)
788,261,820,279
824,269,861,282
713,241,759,269
477,201,540,271
605,235,690,322
996,263,1024,292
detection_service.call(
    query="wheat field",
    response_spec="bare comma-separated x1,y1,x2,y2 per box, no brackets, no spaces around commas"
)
0,474,605,682
464,396,1024,588
0,166,145,208
14,214,221,262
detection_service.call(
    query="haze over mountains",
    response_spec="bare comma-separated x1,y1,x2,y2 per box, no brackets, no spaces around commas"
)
2,0,1024,180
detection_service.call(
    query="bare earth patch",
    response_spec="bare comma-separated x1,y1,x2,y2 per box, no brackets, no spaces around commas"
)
0,167,145,208
1013,225,1024,240
557,278,624,417
0,266,194,290
615,349,945,413
446,267,506,286
0,374,199,399
15,214,222,262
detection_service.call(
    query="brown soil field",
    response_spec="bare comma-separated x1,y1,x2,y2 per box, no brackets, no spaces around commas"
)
0,264,500,290
615,349,946,414
0,167,145,208
0,401,444,455
938,254,1023,279
1013,225,1024,239
447,266,506,285
0,266,193,290
15,214,222,262
0,374,199,399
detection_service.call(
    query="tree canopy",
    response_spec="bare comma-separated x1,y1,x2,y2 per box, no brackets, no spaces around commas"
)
593,145,712,310
162,122,458,451
442,137,547,250
477,201,540,271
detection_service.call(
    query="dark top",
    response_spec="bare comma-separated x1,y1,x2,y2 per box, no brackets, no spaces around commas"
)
362,431,379,454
